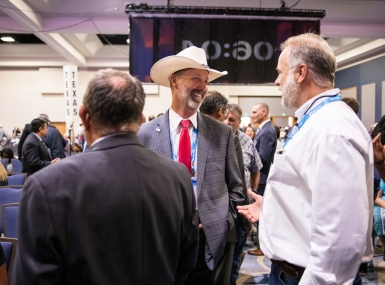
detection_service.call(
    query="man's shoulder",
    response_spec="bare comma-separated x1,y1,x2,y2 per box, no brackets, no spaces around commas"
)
25,133,37,143
139,115,166,134
198,113,231,132
238,131,254,147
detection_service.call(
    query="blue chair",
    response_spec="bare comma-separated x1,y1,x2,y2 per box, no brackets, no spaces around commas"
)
0,237,18,284
7,173,26,186
0,159,7,170
2,204,19,238
0,189,22,234
10,159,22,173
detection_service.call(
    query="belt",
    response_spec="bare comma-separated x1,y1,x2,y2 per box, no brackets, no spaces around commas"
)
271,259,305,279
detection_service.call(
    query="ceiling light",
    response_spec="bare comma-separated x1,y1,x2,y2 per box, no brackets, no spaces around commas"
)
126,38,130,44
1,37,15,42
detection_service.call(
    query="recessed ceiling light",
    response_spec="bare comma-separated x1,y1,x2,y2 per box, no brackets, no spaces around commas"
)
1,37,15,42
126,38,130,44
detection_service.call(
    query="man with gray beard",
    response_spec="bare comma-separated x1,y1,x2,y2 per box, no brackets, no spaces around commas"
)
238,33,373,285
138,46,243,285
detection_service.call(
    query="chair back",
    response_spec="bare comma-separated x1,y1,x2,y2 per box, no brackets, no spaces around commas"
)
10,159,22,173
0,237,18,284
0,189,22,234
7,173,26,186
0,186,22,189
2,204,19,238
0,159,7,169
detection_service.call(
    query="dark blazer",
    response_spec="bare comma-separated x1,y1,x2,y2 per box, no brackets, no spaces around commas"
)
138,110,244,268
18,123,31,160
255,121,277,189
22,133,51,176
19,124,66,160
11,133,198,285
45,125,67,159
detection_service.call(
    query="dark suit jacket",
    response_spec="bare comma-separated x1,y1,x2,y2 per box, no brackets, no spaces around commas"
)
45,125,67,159
138,111,244,268
255,121,277,189
11,133,198,285
18,123,31,159
19,124,66,160
22,133,51,176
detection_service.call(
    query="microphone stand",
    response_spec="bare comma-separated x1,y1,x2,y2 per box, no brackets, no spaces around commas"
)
68,123,73,156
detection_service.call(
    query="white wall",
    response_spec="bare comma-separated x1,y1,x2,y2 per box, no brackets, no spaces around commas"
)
0,67,282,134
0,68,95,134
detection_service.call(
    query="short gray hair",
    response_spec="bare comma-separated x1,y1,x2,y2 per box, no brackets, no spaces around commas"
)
226,103,243,120
281,33,336,88
83,69,145,134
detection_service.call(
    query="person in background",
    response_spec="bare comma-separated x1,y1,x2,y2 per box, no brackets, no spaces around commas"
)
200,91,251,285
1,148,14,165
148,115,155,121
38,114,67,160
22,118,60,176
342,97,360,114
244,125,257,147
0,125,11,152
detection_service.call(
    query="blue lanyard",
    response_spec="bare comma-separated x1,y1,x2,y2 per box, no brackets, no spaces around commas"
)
172,127,198,176
283,95,342,147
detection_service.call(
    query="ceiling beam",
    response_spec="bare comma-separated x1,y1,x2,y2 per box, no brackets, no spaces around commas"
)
0,0,87,66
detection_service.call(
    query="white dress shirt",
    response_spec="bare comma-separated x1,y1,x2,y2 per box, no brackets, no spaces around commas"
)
259,88,374,284
169,108,198,206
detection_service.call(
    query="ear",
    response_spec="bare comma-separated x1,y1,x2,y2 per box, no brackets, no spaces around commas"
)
79,105,91,131
141,113,146,124
296,63,308,83
170,74,178,90
214,108,222,119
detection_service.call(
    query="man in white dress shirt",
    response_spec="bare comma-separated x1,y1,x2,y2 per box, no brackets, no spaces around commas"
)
238,33,373,285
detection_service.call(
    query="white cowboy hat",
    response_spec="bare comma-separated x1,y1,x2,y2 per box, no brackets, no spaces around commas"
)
150,46,228,87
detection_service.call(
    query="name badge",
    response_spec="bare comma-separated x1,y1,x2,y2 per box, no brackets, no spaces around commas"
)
191,177,198,210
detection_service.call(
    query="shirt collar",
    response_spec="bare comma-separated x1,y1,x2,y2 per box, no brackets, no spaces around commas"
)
169,108,198,131
259,119,270,129
91,133,120,147
295,88,341,120
32,132,42,141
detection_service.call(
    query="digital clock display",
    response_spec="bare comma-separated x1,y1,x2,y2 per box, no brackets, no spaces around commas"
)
129,17,320,84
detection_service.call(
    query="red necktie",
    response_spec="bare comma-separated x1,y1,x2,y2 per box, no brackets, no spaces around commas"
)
179,120,191,174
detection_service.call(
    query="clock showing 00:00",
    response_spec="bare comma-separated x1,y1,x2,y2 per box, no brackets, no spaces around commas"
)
182,40,274,61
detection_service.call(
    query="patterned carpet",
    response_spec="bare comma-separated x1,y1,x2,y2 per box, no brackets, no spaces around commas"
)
237,238,385,285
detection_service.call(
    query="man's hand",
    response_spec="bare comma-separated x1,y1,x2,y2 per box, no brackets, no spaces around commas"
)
373,133,385,164
237,190,263,223
51,158,60,164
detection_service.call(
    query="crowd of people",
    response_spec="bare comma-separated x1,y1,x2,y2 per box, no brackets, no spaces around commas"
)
0,32,384,285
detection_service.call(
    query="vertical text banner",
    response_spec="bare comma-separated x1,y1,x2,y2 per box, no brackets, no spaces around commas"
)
63,65,79,129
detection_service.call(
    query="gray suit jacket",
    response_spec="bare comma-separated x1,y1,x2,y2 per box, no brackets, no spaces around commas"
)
138,110,244,268
0,129,11,146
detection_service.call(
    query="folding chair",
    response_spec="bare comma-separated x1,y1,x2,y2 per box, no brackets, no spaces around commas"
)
0,159,7,170
1,204,19,238
10,159,22,173
7,173,26,186
0,189,22,235
0,237,18,284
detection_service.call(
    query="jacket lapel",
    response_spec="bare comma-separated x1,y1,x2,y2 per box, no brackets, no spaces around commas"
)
196,113,211,197
155,111,173,159
34,135,51,160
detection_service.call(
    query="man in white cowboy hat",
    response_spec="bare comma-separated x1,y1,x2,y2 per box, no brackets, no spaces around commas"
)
138,46,244,284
